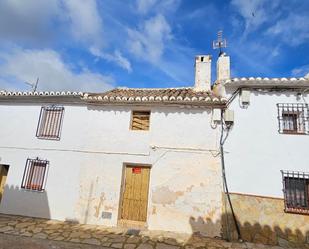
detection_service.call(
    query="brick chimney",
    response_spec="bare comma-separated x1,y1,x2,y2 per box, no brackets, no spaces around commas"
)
216,52,230,82
194,55,211,91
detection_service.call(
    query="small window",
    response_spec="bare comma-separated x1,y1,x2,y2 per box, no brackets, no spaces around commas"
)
36,106,64,140
277,103,309,134
281,170,309,214
131,111,150,131
21,158,49,191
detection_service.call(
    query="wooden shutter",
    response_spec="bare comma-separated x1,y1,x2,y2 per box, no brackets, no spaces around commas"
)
131,111,150,130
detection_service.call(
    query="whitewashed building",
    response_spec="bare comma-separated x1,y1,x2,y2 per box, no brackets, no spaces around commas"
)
0,55,226,237
214,53,309,246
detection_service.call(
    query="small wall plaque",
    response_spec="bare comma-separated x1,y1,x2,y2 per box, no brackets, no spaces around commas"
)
102,211,112,219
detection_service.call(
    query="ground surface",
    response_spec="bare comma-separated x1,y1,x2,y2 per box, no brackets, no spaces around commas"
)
0,233,108,249
0,214,306,249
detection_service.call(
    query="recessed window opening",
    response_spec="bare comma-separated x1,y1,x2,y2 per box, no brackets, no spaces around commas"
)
131,111,150,131
277,103,309,134
281,170,309,214
36,106,64,140
21,158,49,192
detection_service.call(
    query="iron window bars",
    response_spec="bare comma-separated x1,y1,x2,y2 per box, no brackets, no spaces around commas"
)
281,170,309,215
277,103,309,134
36,106,64,140
21,158,49,191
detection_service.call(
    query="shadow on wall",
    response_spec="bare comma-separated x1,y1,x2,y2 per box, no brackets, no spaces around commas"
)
0,185,50,219
189,213,309,248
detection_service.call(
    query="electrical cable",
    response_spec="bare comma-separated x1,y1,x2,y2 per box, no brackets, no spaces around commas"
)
220,110,242,241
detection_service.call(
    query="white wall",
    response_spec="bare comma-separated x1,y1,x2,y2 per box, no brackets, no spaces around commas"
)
224,89,309,198
0,102,222,235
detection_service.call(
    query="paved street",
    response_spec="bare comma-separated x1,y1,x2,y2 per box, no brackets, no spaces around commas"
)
0,214,306,249
0,233,108,249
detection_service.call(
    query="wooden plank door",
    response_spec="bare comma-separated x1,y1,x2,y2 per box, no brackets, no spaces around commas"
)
121,166,150,222
0,165,9,202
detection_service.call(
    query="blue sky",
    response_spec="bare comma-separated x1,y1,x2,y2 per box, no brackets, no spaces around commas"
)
0,0,308,92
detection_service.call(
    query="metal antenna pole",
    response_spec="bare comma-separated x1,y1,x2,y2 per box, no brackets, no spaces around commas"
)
213,30,227,56
25,77,39,92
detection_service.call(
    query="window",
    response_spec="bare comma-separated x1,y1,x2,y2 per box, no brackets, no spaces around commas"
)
277,103,309,134
281,170,309,214
21,158,49,191
36,106,64,140
131,111,150,131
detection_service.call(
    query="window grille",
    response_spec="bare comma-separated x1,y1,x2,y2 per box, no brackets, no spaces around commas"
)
21,158,49,191
277,103,309,134
36,106,64,140
281,170,309,214
131,111,150,130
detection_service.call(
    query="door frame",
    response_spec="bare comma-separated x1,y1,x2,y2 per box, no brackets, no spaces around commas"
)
0,164,10,203
117,162,152,229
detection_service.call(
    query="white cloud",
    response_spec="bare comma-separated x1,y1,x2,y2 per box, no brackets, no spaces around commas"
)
0,47,114,92
231,0,279,33
306,73,309,79
0,0,61,43
90,47,132,72
127,14,172,63
136,0,157,14
266,14,309,46
63,0,103,48
291,64,309,77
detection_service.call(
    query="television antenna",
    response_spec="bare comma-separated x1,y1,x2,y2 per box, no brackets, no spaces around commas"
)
25,77,39,92
213,30,227,56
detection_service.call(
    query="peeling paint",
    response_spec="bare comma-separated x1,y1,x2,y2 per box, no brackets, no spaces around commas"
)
94,193,105,218
152,186,184,205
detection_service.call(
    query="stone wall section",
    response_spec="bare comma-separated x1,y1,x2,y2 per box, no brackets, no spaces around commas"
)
222,193,309,247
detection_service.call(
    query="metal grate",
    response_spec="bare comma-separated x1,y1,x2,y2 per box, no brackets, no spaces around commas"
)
131,111,150,130
277,103,309,134
281,170,309,214
36,106,64,140
21,158,49,191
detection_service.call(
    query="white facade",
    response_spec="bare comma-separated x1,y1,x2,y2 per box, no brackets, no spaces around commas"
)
223,88,309,198
0,100,223,236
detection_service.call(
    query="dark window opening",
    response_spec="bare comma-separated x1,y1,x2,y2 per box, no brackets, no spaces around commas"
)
277,103,309,134
21,158,49,191
281,170,309,214
36,106,64,140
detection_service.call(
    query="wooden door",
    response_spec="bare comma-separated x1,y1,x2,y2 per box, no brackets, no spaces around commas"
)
0,165,9,202
120,166,150,222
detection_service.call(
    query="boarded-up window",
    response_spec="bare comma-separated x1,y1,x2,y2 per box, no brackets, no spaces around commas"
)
36,106,64,140
21,158,49,191
131,111,150,130
277,103,309,134
281,170,309,214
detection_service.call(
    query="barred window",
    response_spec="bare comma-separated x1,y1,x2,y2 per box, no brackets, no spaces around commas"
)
277,103,309,134
36,106,64,140
131,111,150,131
21,158,49,191
281,170,309,214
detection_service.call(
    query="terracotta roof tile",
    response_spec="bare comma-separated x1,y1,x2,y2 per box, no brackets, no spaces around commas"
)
223,77,309,88
83,87,226,105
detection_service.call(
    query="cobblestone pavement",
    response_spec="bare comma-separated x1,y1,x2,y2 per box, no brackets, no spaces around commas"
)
0,214,306,249
0,233,109,249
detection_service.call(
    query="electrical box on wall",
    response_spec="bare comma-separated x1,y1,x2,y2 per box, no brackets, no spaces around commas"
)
224,109,234,124
240,90,251,104
213,108,221,122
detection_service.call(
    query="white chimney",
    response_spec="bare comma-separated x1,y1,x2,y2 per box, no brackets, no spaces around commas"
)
216,53,230,82
194,55,211,91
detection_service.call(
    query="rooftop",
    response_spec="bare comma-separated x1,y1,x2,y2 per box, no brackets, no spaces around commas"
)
83,87,226,105
223,77,309,88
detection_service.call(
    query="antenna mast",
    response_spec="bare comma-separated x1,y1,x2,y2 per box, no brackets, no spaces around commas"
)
25,77,39,92
213,30,227,56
